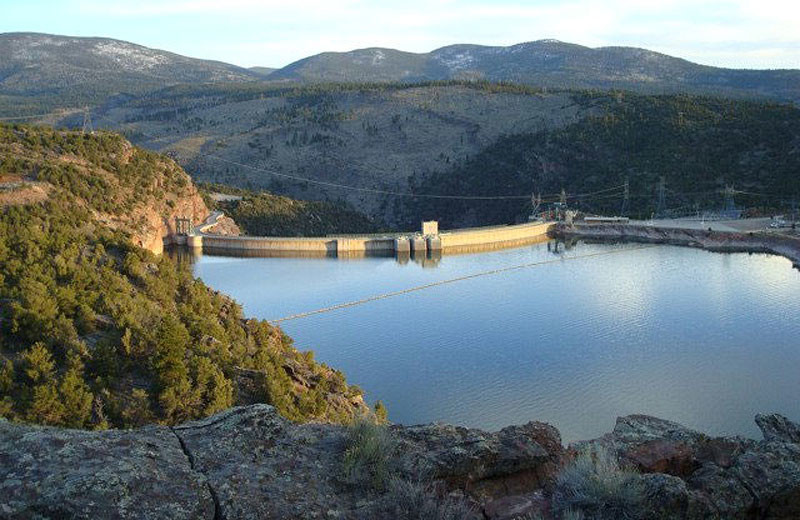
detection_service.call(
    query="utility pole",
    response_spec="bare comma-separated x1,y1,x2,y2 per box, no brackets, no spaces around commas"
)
620,177,630,216
655,176,666,218
82,106,93,135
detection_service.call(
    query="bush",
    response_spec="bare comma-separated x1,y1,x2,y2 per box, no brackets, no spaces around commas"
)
552,446,645,520
374,400,388,424
380,477,478,520
341,416,396,491
0,124,365,429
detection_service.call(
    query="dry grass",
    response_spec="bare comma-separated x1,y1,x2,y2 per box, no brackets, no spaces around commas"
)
552,446,645,520
341,416,397,491
0,181,50,207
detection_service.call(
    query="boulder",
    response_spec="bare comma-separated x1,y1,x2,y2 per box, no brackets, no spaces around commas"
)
173,404,361,520
0,418,213,519
756,414,800,444
483,490,549,520
393,420,565,499
624,439,696,476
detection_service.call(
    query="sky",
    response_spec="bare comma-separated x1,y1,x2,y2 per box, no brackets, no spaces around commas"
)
2,0,799,69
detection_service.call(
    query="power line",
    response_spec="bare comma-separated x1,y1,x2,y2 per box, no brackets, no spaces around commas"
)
270,244,656,323
94,113,628,202
0,112,74,121
0,106,625,203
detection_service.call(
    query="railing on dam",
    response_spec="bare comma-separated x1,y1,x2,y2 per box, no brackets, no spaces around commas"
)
172,218,554,258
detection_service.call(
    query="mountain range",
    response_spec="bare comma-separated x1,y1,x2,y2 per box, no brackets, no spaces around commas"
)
1,32,799,109
1,32,799,228
0,33,260,113
268,41,800,102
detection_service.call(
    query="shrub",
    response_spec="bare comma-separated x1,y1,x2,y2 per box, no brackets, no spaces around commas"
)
380,477,478,520
374,400,388,424
341,416,396,490
0,124,365,429
552,445,645,520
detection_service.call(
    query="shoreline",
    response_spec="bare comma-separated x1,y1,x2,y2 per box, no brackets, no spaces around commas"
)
551,222,800,269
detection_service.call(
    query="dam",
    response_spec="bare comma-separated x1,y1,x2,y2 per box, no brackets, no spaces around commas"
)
170,217,554,257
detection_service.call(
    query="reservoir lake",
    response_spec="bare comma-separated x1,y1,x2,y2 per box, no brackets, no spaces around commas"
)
191,241,800,441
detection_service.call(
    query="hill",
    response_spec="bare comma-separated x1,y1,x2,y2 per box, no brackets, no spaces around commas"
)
201,184,380,236
94,81,585,224
0,124,366,429
399,91,800,228
88,82,800,227
1,33,799,119
249,66,277,77
269,40,800,103
0,32,260,115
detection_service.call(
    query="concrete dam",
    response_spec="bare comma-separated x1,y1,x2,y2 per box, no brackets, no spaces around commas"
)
170,218,554,258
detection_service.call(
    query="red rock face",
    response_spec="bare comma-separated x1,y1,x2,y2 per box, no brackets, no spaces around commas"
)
623,439,697,477
100,174,211,255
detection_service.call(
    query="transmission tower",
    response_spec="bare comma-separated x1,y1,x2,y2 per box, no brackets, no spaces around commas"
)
620,177,630,216
82,107,93,134
723,185,736,213
530,192,542,217
655,176,666,218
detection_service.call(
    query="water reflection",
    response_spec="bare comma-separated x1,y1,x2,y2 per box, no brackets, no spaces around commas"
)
191,240,800,441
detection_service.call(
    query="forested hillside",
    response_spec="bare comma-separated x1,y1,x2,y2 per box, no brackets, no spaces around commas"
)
399,92,800,227
0,125,365,429
202,184,380,236
86,82,800,228
269,40,800,104
89,81,585,223
0,33,259,116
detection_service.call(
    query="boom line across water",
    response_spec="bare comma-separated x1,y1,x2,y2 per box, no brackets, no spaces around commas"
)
269,244,656,323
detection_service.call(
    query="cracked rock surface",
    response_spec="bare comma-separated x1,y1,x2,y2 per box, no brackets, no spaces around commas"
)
0,419,214,519
2,406,800,519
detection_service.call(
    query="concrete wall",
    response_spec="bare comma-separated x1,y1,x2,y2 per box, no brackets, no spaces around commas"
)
181,221,553,257
202,235,337,253
439,222,552,250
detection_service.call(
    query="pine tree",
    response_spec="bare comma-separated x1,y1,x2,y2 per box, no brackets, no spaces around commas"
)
374,400,388,424
59,366,93,428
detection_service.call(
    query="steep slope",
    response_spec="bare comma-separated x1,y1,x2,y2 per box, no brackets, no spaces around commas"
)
0,124,366,430
202,184,380,236
0,32,260,113
400,92,800,228
96,82,587,224
92,82,800,227
269,40,800,103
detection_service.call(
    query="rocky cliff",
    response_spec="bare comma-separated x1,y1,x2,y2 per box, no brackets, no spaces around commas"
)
68,137,211,255
0,125,211,254
3,406,799,519
0,125,366,430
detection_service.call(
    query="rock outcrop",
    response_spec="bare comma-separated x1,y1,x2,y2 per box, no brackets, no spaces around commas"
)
0,420,213,519
577,413,800,519
2,407,799,519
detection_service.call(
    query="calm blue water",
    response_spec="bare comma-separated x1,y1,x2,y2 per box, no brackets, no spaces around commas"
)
192,241,800,441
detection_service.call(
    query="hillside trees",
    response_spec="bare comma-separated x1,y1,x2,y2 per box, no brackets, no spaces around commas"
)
0,124,364,429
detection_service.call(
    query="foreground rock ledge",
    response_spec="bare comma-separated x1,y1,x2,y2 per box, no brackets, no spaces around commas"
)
2,405,800,519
